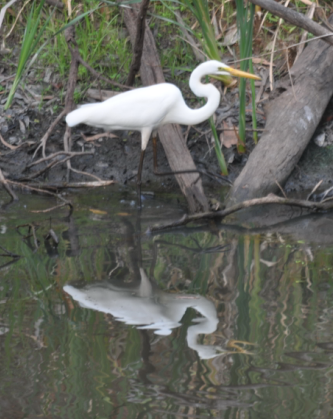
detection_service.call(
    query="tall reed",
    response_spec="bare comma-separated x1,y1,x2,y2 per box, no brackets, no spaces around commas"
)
234,0,257,152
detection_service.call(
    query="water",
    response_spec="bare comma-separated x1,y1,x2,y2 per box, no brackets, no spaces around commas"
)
0,187,333,419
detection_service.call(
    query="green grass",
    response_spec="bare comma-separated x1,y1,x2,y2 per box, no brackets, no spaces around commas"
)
4,0,52,109
39,7,132,86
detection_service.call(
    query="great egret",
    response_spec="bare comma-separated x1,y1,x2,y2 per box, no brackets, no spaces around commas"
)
64,268,223,359
66,60,260,203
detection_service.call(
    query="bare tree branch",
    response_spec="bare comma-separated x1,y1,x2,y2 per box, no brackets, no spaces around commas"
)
126,0,150,86
248,0,333,46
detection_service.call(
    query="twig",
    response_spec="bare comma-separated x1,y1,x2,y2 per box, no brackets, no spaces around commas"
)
174,10,205,62
0,133,18,150
148,194,333,233
255,68,269,104
275,179,287,199
27,180,115,189
31,202,71,213
46,229,59,244
28,151,93,168
313,186,333,203
5,179,72,207
0,245,20,258
0,169,18,201
31,225,39,250
24,153,93,180
69,45,132,91
269,0,291,91
284,43,297,101
81,132,118,142
68,166,104,182
32,109,66,159
294,2,316,63
307,180,323,201
5,0,31,39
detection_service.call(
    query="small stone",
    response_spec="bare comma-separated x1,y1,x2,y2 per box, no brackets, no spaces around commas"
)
8,136,18,145
19,119,26,134
44,68,53,83
23,116,30,127
314,132,326,147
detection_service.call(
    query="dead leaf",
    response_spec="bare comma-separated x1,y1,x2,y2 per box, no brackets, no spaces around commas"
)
252,57,275,67
221,121,238,148
260,259,278,267
89,209,107,215
221,25,239,46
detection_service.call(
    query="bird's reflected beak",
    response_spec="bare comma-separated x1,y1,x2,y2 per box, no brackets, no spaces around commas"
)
221,66,261,80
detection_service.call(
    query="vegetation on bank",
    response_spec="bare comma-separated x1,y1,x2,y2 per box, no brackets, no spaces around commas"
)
0,0,332,175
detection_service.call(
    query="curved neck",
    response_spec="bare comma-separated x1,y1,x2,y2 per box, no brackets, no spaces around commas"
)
178,66,221,126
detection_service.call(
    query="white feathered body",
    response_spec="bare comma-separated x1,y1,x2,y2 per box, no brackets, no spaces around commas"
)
67,85,188,128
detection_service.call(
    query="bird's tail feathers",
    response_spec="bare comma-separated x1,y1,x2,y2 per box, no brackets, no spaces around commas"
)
66,106,95,127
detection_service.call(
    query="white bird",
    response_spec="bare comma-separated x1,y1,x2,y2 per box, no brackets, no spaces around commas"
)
66,60,260,204
64,268,223,359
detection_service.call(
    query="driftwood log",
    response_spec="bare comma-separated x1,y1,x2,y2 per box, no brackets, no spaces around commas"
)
122,5,209,213
249,0,333,47
227,14,333,205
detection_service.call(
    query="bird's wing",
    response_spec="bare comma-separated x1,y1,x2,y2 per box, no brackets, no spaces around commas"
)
67,84,183,131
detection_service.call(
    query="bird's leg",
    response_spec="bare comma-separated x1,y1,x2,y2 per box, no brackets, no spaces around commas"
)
152,136,159,174
137,148,146,208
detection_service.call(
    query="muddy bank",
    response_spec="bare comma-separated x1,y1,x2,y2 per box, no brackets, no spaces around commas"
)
0,101,253,190
1,95,333,199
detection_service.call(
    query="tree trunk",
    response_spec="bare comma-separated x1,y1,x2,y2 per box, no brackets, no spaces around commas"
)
227,14,333,205
123,5,209,213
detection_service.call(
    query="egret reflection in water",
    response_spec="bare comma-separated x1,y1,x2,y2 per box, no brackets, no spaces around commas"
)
64,268,226,359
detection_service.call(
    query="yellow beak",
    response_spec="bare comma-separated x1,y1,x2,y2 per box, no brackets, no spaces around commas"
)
221,66,261,80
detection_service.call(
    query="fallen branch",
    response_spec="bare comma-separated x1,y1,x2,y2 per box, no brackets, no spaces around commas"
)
248,0,333,47
4,179,72,208
228,13,333,204
33,180,114,189
148,194,333,233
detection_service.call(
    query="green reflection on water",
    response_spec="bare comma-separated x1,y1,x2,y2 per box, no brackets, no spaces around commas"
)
0,190,333,418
